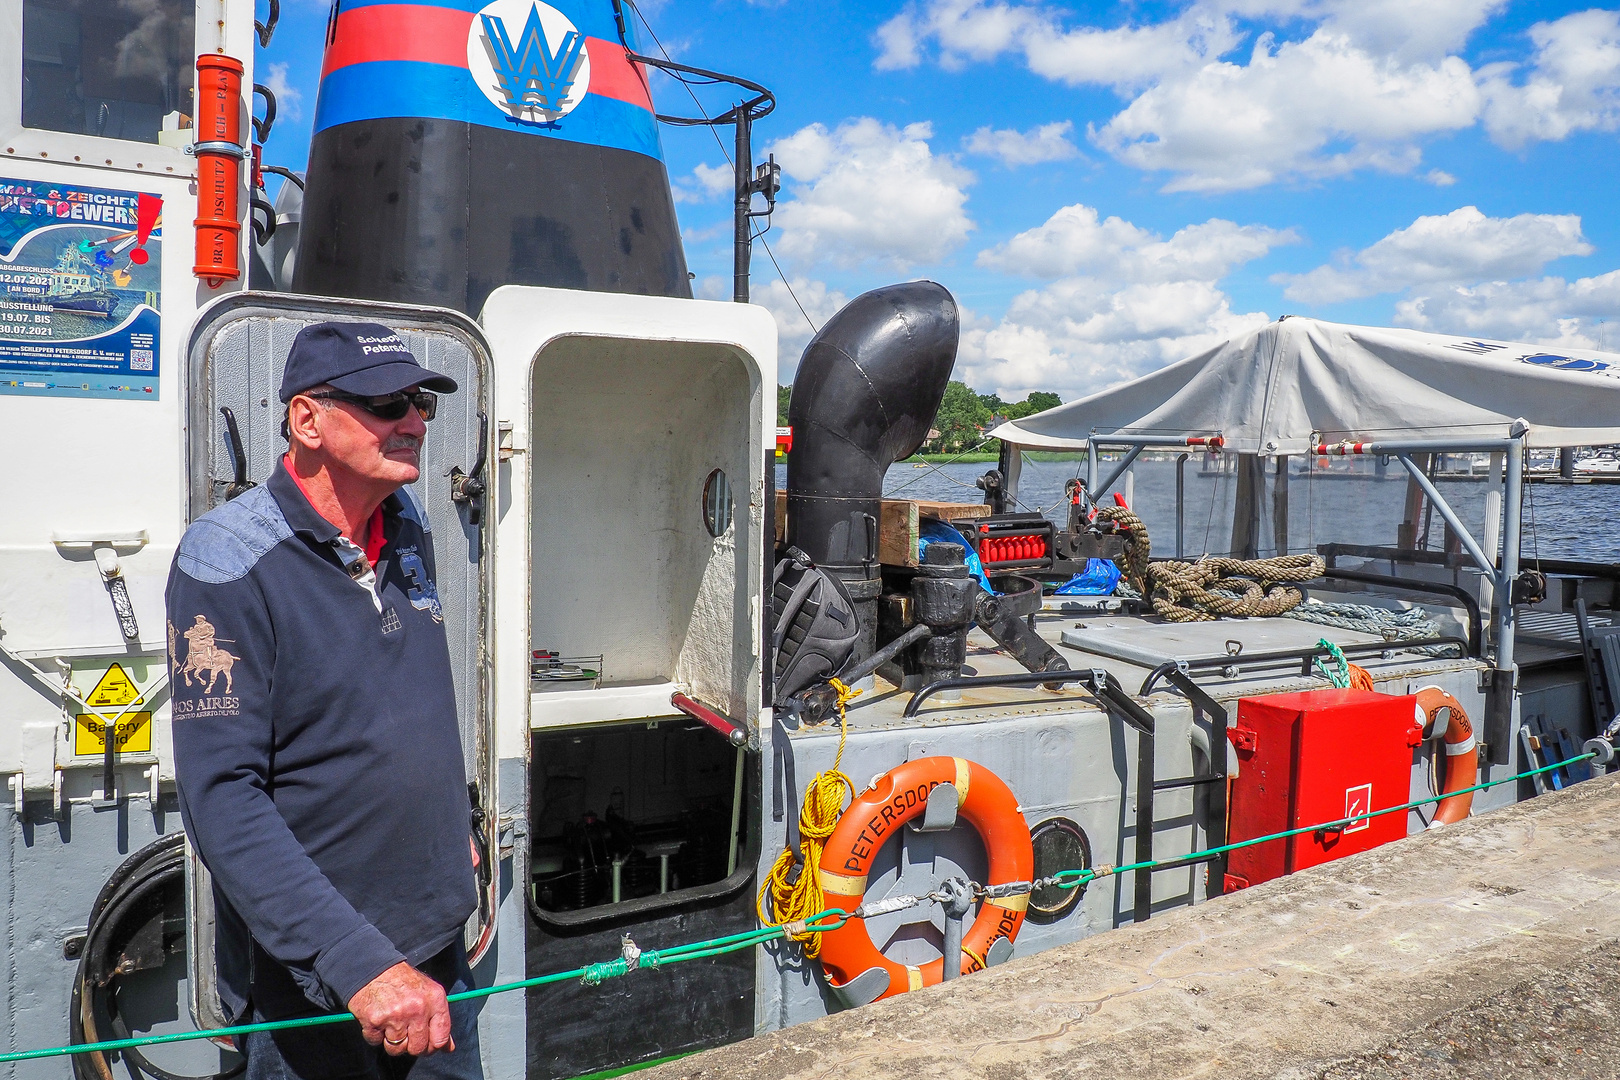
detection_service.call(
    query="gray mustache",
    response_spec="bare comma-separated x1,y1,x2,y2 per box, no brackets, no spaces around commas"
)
383,436,422,453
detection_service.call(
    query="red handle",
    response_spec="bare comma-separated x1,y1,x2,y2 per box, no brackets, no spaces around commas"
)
671,693,748,747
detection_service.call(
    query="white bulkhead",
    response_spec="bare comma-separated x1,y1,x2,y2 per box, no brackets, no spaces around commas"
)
0,0,257,807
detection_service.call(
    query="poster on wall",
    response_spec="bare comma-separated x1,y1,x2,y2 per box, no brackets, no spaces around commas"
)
0,177,162,400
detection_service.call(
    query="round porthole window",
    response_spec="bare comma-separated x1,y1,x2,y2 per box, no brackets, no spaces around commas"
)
702,469,733,537
1028,817,1091,924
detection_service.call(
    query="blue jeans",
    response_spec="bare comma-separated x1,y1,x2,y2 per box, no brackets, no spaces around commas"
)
241,944,483,1080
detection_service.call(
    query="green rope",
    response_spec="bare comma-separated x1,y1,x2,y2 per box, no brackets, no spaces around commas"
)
0,753,1599,1065
1050,753,1596,891
1311,637,1352,688
0,910,848,1065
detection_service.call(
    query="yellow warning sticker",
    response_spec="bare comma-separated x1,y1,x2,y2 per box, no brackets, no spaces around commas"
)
86,663,140,708
74,712,153,755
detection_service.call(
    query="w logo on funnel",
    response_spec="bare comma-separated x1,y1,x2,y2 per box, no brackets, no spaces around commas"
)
478,2,587,120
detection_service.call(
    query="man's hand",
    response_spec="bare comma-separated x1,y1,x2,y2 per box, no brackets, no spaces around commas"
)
348,962,454,1057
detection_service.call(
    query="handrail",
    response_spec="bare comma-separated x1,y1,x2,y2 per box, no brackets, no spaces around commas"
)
901,667,1159,922
1318,567,1483,657
1319,542,1620,583
626,54,775,126
1137,636,1468,697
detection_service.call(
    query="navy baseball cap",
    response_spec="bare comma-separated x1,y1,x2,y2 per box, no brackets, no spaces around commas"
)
279,321,458,403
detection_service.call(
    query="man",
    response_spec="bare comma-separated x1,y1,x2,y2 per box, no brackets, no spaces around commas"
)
167,322,481,1079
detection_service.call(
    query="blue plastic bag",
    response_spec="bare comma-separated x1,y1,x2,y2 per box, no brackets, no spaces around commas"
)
917,519,994,593
1054,558,1122,595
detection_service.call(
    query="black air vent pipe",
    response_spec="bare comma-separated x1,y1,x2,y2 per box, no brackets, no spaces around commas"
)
786,281,958,664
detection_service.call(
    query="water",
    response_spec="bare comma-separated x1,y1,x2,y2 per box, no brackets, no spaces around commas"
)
776,458,1620,564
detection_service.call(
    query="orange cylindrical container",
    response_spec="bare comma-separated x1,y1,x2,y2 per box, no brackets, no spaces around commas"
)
193,54,245,286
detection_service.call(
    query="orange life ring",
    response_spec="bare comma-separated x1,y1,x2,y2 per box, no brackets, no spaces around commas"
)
814,756,1033,1000
1415,686,1477,827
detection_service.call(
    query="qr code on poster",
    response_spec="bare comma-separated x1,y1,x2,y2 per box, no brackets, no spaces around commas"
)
129,349,154,372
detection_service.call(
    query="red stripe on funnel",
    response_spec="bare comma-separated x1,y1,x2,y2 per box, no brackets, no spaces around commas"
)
585,38,653,112
322,5,653,113
322,5,473,76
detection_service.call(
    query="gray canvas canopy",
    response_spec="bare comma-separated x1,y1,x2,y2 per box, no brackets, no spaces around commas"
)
989,317,1620,453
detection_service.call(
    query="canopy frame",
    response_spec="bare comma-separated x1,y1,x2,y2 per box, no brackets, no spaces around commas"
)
1314,431,1526,764
1002,424,1525,765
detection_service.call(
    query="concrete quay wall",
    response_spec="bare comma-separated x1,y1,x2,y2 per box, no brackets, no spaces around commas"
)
648,779,1620,1079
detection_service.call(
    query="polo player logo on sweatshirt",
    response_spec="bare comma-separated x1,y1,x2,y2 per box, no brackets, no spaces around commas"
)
166,616,242,720
177,615,239,694
469,0,591,124
397,548,444,623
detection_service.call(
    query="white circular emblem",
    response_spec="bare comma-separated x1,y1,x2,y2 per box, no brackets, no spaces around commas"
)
467,0,593,123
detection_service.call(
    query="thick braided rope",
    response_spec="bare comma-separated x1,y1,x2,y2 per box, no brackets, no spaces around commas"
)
1146,554,1325,622
1095,505,1150,593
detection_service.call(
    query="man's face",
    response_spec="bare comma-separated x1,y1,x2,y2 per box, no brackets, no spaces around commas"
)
293,385,428,488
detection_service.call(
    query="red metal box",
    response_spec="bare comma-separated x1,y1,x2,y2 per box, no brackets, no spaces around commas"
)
1225,689,1423,891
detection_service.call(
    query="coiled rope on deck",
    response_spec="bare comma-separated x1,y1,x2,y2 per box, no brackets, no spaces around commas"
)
1285,601,1442,641
1146,554,1326,623
1095,505,1149,593
757,678,858,958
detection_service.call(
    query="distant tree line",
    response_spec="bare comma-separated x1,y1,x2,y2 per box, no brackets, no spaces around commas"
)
776,382,1060,455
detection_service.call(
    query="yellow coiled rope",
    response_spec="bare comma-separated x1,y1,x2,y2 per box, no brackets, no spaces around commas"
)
757,677,860,957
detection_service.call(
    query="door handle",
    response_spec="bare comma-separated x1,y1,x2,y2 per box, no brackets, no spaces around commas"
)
450,411,489,525
219,406,256,501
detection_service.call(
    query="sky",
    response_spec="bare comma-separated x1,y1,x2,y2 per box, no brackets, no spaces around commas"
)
257,0,1620,402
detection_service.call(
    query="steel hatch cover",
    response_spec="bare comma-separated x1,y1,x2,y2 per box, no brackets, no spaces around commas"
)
1060,614,1384,670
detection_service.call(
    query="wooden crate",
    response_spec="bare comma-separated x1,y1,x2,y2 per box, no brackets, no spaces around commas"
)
774,493,990,568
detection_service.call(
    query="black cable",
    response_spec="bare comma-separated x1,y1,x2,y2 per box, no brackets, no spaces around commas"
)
260,166,304,191
72,834,243,1080
625,0,816,334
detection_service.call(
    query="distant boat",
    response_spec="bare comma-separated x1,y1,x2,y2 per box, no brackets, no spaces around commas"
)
1574,450,1620,475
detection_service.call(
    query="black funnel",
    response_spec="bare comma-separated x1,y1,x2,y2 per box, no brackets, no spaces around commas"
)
786,281,959,661
293,0,690,313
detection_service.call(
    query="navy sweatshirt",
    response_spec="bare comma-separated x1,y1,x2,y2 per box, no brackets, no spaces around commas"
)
166,462,476,1018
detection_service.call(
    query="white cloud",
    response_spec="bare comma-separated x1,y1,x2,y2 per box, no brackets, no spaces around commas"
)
877,1,1237,88
679,221,729,246
1092,30,1480,192
766,118,974,270
873,1,1619,192
1424,169,1457,186
960,203,1285,398
671,162,734,204
1395,270,1620,350
701,274,849,371
978,203,1296,280
751,277,850,373
959,279,1274,400
962,121,1080,165
1278,206,1592,303
873,5,926,71
1481,9,1620,149
1297,0,1507,62
260,62,303,125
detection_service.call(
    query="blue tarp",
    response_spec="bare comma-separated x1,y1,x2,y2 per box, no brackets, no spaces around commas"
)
1054,559,1122,595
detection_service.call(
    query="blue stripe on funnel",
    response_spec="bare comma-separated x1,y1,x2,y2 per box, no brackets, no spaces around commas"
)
312,59,664,160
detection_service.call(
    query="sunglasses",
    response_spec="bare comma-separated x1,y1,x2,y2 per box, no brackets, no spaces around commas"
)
305,389,438,422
